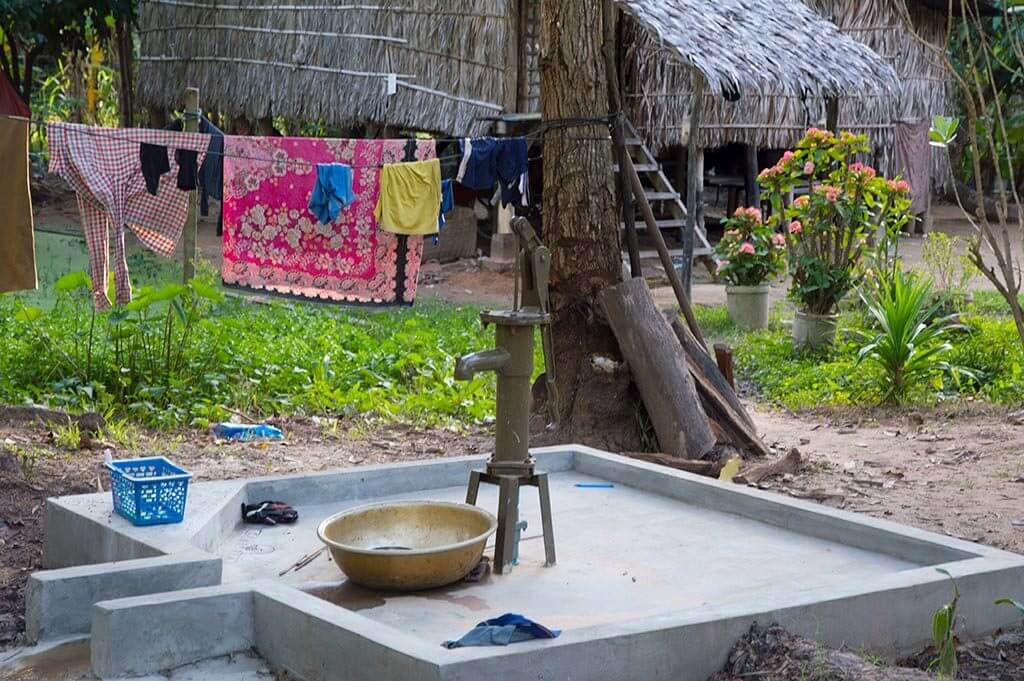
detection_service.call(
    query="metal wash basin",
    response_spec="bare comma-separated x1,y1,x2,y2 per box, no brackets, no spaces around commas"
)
317,501,497,591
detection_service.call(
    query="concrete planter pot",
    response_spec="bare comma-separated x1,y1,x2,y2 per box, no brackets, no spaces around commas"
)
793,310,839,349
726,284,771,330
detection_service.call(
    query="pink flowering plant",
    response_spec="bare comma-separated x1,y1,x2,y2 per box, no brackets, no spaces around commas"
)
714,207,786,286
758,129,912,315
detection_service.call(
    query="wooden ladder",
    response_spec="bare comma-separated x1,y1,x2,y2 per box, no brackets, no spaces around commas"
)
613,119,714,260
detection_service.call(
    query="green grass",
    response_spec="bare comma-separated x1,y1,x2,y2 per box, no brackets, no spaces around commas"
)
1,279,517,429
723,295,1024,410
25,232,183,309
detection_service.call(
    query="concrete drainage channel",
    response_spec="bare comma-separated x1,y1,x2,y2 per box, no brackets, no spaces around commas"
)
16,446,1024,681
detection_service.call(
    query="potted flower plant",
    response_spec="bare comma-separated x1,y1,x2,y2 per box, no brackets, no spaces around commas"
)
714,207,786,329
759,129,912,349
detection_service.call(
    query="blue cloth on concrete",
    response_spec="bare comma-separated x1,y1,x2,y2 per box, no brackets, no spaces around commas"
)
308,163,356,224
442,613,561,649
456,138,528,207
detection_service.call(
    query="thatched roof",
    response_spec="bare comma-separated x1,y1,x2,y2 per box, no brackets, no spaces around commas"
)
136,0,514,136
913,0,1000,15
616,0,900,100
624,0,954,184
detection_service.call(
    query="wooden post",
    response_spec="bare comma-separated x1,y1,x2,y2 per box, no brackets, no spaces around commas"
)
614,117,641,278
826,97,840,134
683,70,706,297
713,343,736,390
602,0,640,278
181,86,199,284
744,144,760,209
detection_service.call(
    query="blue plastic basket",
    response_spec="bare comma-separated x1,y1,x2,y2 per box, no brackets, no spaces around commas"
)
105,457,192,526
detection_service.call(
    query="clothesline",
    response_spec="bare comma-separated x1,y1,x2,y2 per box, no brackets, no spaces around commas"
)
2,113,612,173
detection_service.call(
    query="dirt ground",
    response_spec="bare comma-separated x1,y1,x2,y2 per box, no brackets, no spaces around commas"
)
711,621,1024,681
751,403,1024,554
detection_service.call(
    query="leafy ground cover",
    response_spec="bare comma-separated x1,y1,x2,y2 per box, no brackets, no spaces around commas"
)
696,292,1024,411
0,272,517,430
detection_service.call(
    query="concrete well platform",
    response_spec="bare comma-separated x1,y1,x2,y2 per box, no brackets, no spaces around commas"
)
28,446,1024,681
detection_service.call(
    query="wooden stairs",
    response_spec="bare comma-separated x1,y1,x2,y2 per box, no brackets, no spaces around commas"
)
613,119,714,261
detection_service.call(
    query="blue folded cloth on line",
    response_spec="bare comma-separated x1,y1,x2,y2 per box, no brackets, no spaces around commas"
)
308,163,355,224
439,179,454,229
442,613,561,649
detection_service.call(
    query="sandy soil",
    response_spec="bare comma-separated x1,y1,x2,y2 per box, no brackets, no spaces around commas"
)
751,403,1024,554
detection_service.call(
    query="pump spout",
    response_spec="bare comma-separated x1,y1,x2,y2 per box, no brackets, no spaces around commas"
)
455,349,511,381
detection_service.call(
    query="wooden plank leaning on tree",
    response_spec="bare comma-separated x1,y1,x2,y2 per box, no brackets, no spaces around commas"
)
600,278,715,460
671,318,770,459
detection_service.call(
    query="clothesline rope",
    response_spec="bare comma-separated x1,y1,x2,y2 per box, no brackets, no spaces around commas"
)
4,113,611,172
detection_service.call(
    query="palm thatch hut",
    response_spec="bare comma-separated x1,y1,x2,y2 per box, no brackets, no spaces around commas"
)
134,0,901,268
623,0,999,199
136,0,520,136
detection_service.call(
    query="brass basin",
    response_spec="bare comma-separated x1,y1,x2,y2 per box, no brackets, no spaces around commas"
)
316,501,497,591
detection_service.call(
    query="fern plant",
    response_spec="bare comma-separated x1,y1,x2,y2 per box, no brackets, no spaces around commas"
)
855,269,971,404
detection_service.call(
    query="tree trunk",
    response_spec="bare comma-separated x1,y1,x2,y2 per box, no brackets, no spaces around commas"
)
116,17,135,128
538,0,636,449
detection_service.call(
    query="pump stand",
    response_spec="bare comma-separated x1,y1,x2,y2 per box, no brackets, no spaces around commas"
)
466,469,555,573
455,217,559,575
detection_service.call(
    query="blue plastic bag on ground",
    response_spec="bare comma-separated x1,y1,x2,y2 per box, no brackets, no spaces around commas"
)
212,423,284,441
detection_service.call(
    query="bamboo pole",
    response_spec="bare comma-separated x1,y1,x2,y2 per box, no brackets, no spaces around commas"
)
602,0,641,278
182,86,199,284
826,98,840,134
682,70,705,296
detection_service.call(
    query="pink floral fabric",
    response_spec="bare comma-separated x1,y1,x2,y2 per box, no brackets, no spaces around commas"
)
222,136,432,304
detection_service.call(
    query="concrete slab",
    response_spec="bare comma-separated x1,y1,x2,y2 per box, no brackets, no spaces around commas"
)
31,446,1024,681
287,471,915,643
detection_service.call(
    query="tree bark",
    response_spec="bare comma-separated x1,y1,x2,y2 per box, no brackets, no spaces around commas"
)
539,0,635,447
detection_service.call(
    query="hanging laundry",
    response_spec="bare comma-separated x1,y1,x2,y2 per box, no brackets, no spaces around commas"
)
48,123,209,308
439,179,454,230
139,116,224,218
895,120,932,216
456,137,529,207
222,136,432,305
0,71,29,118
0,116,37,293
375,158,442,236
308,163,355,224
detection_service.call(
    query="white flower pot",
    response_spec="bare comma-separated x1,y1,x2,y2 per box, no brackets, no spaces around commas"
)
726,284,771,330
792,310,838,349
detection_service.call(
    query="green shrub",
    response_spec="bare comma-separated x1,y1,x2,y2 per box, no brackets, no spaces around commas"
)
921,232,978,313
855,270,969,404
729,293,1024,410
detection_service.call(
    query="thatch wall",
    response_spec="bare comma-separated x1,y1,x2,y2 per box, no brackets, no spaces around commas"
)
137,0,514,136
624,0,952,182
